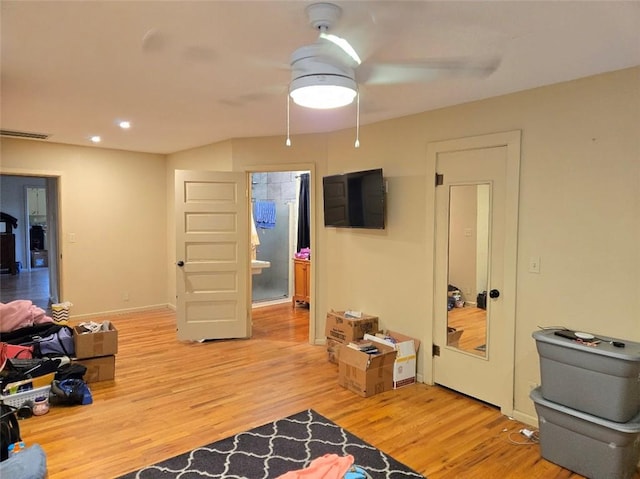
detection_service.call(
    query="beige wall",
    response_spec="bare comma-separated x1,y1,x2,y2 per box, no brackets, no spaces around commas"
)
0,140,167,316
324,66,639,421
2,66,638,423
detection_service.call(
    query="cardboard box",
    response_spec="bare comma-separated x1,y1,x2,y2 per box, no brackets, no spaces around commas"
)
447,327,463,347
338,341,397,397
74,355,115,383
31,250,48,268
325,311,379,344
366,331,421,389
326,337,342,364
73,322,118,359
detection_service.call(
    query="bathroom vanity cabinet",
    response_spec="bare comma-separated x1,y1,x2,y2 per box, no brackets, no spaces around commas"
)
292,258,310,307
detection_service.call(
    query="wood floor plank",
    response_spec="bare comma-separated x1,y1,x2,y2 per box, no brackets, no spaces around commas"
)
12,304,613,478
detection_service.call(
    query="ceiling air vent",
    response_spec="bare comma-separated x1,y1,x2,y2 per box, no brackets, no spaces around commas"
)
1,129,50,140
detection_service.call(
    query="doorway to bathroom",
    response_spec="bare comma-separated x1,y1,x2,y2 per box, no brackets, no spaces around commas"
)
250,170,310,307
175,167,315,344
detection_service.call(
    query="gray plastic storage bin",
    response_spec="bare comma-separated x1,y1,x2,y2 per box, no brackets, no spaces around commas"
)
531,387,640,479
533,329,640,422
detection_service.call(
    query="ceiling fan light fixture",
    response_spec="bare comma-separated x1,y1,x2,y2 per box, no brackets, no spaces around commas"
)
289,74,357,109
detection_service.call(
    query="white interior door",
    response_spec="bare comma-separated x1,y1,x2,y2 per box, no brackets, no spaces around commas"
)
431,131,520,415
175,170,250,341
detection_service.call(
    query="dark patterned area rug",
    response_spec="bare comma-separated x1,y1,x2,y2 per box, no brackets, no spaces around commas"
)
118,409,425,479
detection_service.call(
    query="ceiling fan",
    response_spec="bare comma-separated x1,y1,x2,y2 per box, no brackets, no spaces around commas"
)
288,2,501,110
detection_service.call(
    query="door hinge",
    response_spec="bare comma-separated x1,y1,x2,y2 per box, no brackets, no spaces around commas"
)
435,173,443,186
432,344,440,356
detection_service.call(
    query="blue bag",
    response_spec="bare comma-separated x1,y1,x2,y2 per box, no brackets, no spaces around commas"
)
34,326,74,357
344,466,371,479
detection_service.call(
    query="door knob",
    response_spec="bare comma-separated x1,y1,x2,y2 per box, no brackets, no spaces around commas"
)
176,260,184,267
489,289,500,298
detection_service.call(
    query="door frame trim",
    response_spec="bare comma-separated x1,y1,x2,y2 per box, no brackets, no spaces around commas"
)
1,167,63,304
424,130,521,416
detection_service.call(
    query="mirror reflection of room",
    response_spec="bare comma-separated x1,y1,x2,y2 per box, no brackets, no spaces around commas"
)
446,184,489,357
27,187,48,269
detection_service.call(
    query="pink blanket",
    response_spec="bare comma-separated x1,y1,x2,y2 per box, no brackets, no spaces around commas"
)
277,454,354,479
0,300,54,333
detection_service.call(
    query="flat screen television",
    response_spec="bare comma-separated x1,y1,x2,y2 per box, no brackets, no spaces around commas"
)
322,168,385,229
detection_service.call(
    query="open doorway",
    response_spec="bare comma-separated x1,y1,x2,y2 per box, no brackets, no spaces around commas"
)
0,174,60,311
249,170,311,340
175,168,315,344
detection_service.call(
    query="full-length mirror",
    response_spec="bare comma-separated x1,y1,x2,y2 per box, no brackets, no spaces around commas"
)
446,184,490,357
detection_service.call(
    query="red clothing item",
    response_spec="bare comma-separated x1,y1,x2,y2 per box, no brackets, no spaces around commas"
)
277,454,354,479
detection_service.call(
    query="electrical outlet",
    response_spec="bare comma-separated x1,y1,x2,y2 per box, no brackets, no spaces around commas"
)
528,256,541,273
123,291,130,302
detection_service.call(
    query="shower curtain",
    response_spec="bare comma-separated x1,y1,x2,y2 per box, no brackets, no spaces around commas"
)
296,173,310,252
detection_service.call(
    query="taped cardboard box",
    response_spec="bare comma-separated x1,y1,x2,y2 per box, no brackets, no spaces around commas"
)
338,341,397,397
74,355,115,383
365,331,421,389
73,322,118,359
325,310,379,344
326,337,342,364
447,327,463,347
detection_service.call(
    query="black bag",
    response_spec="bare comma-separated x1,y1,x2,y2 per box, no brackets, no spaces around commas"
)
0,404,21,461
0,323,63,346
55,363,87,381
477,291,487,310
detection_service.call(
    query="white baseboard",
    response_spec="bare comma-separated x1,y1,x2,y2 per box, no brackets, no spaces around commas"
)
70,303,172,320
510,409,538,428
251,298,290,308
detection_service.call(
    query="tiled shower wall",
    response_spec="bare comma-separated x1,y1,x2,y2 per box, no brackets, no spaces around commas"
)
251,171,298,302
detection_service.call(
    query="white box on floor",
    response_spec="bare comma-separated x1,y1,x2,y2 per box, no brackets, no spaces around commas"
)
365,331,421,389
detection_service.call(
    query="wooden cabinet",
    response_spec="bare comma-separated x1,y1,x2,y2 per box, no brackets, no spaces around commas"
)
0,234,17,274
292,259,310,307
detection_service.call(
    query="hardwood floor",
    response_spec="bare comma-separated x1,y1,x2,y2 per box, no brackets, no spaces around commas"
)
447,306,487,356
15,304,599,479
0,267,50,311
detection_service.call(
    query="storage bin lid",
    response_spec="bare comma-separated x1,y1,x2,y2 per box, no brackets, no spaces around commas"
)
533,329,640,361
530,387,640,432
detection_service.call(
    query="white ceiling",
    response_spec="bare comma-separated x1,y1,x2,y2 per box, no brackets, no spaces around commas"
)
1,1,639,155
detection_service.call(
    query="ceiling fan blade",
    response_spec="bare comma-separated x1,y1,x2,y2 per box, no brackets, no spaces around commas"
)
141,28,218,65
327,2,431,65
218,84,288,108
141,28,169,54
357,57,501,85
318,32,361,65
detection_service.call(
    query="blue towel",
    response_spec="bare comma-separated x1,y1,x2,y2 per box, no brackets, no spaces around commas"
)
254,201,276,229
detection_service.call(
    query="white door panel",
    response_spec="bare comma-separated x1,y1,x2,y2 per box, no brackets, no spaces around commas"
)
175,170,250,341
431,131,520,416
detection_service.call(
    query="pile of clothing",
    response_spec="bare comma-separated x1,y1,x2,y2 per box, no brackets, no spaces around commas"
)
0,300,91,406
0,301,94,479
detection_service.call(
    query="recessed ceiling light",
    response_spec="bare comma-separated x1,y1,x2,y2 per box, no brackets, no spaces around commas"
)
119,121,131,129
90,135,101,143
